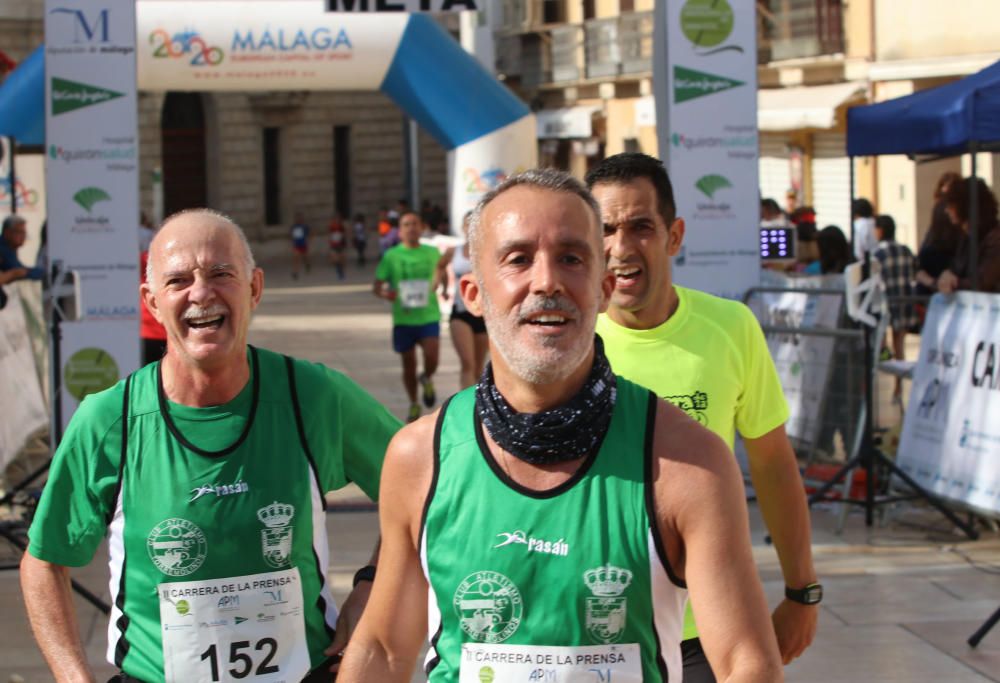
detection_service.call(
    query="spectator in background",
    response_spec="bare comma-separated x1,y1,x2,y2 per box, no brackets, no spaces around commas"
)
138,211,155,253
289,210,311,280
915,172,963,297
0,215,43,283
938,177,1000,293
817,225,852,274
851,198,878,261
328,211,347,281
139,249,167,365
872,215,918,395
761,197,789,227
796,221,821,274
352,212,368,266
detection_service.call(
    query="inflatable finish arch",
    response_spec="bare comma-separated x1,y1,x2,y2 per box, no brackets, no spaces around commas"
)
138,1,537,225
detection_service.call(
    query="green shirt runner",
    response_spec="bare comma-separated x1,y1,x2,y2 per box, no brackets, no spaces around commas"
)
375,242,442,327
421,378,687,682
28,347,401,682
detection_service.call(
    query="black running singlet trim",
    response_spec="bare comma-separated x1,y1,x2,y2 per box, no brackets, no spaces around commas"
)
473,405,605,500
643,391,687,590
156,345,261,458
421,396,449,677
283,355,336,640
285,355,327,512
113,374,132,668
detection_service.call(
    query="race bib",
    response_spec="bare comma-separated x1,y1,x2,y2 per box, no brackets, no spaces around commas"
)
159,568,310,683
459,643,642,683
399,279,429,309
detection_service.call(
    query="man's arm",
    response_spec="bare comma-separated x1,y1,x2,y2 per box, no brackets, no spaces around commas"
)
372,278,395,301
655,403,783,683
339,418,435,682
324,539,381,669
744,425,818,664
0,266,29,285
20,552,95,683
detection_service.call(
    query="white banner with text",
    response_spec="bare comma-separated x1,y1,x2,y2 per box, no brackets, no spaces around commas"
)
45,0,140,429
660,0,759,300
897,292,1000,516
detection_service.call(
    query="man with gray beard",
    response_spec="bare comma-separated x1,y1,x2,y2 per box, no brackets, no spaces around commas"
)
339,169,782,683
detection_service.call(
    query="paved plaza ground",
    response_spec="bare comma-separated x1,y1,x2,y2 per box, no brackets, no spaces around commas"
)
2,243,999,682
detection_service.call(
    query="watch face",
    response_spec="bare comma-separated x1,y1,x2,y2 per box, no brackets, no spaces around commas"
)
805,586,823,603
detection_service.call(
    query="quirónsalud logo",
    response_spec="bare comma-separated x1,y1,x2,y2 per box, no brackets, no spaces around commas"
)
674,66,744,103
51,77,124,115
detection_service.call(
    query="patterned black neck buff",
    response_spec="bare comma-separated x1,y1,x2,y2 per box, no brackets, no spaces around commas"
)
475,336,617,465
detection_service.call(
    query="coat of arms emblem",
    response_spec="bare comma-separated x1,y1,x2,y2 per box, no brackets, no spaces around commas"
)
583,564,633,644
257,501,294,568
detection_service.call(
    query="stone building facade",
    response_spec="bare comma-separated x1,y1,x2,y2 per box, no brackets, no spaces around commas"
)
2,0,449,241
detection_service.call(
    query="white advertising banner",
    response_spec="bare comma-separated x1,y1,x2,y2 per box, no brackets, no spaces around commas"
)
137,1,408,91
0,285,48,471
897,292,1000,516
661,0,759,300
46,0,140,429
448,114,537,232
749,273,843,446
3,153,47,268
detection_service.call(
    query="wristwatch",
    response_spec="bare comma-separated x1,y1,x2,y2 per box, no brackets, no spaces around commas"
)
785,582,823,605
352,565,377,588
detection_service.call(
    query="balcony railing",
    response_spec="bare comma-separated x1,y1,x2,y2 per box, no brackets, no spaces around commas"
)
497,10,653,87
757,0,844,63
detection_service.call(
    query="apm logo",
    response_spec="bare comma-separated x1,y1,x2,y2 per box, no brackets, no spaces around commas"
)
49,7,110,44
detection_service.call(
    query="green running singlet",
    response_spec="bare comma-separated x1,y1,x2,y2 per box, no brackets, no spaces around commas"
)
28,347,398,682
421,378,687,682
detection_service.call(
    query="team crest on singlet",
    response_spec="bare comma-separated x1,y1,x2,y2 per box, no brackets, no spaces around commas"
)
453,571,523,643
583,565,633,644
257,501,295,568
146,518,208,577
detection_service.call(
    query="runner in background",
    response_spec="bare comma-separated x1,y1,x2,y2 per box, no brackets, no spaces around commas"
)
290,211,311,280
437,212,488,389
373,211,442,422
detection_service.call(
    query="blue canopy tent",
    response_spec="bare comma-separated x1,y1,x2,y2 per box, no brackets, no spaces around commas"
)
847,59,1000,157
0,45,44,215
846,59,1000,289
0,45,44,146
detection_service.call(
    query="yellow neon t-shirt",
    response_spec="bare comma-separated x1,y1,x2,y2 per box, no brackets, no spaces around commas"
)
597,285,789,640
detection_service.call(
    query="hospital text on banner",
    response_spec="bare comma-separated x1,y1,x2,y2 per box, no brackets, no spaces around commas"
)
660,0,759,299
45,0,140,431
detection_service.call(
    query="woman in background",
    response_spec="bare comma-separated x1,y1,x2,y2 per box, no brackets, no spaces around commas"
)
937,177,1000,293
915,172,962,296
437,213,488,389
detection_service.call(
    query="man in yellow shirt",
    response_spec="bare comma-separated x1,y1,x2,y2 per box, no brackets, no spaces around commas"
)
587,153,819,682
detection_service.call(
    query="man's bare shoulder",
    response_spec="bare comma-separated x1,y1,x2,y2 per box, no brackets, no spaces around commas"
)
380,411,439,530
650,398,743,510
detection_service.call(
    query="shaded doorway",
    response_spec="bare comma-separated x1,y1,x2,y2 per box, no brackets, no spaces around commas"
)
161,92,207,217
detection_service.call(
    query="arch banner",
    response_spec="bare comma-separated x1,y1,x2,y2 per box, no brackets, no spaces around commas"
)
137,1,536,228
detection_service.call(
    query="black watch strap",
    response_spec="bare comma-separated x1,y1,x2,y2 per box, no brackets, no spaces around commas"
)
352,565,376,588
785,582,823,605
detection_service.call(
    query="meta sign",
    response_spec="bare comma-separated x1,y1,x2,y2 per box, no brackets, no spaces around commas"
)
326,0,477,10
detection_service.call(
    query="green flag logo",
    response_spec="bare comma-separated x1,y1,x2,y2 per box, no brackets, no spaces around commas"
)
674,66,744,103
73,187,111,212
51,77,124,115
695,174,733,199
